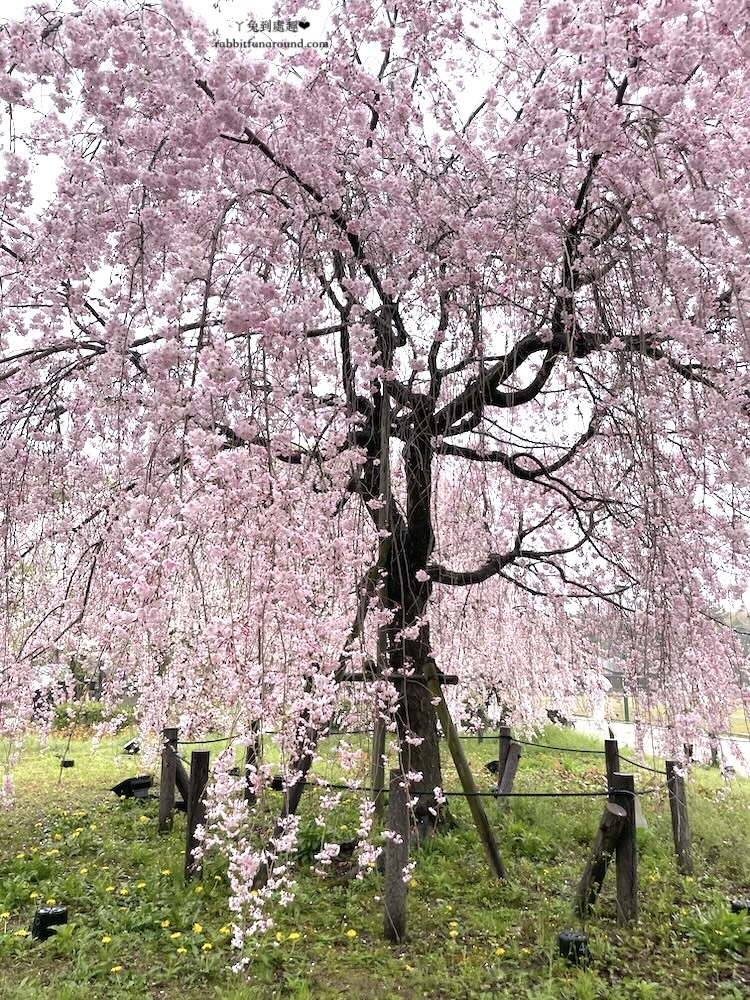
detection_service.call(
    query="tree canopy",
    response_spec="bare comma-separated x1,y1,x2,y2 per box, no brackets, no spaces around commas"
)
1,0,749,937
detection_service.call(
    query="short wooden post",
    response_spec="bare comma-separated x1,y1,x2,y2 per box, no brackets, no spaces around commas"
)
575,802,627,916
496,743,521,806
665,760,693,875
497,726,512,787
604,739,620,788
185,750,210,881
371,717,387,821
384,770,409,942
158,727,178,833
610,771,637,924
244,723,262,805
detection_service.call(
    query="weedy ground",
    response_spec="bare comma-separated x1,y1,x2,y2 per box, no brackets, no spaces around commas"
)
0,725,748,999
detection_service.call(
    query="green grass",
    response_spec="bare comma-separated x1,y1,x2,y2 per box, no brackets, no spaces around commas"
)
0,727,748,999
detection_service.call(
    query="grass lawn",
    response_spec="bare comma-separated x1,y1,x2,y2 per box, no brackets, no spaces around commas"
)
0,726,748,999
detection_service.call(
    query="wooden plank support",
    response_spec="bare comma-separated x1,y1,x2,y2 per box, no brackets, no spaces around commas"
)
497,726,512,788
422,659,507,881
496,743,522,806
604,738,620,788
610,771,638,924
184,750,210,881
574,802,628,917
342,671,459,684
158,727,178,833
244,722,262,805
666,760,693,875
383,770,409,942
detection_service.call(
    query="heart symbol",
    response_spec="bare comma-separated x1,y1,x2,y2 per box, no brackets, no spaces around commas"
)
298,19,310,29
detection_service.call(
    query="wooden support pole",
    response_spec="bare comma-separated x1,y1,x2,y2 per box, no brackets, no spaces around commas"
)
496,743,522,806
371,622,388,820
497,726,512,787
575,802,627,917
604,739,620,788
371,717,387,821
184,750,210,881
158,727,178,833
244,722,262,805
383,770,409,942
423,660,507,880
665,760,693,875
610,771,637,924
252,734,317,891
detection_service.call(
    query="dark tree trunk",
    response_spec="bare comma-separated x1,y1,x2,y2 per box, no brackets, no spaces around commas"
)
381,428,449,836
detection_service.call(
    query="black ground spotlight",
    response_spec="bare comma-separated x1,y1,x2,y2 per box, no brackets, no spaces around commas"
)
558,929,589,966
123,739,140,755
111,775,153,799
32,905,68,941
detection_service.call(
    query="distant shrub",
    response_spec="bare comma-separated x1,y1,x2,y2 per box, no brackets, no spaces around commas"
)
52,701,134,732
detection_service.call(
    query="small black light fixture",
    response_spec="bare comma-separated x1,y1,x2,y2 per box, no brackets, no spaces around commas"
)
123,739,140,755
32,905,68,941
111,775,153,799
730,899,750,914
60,759,74,768
558,929,589,966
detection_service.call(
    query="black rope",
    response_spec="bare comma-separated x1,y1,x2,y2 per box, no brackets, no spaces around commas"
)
512,737,606,755
302,780,667,799
177,735,237,746
618,754,667,775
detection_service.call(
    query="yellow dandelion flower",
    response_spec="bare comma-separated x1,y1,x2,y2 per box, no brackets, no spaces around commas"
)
170,932,181,939
105,886,115,893
29,893,39,900
495,947,505,956
192,923,202,934
136,882,146,889
0,912,10,919
47,849,59,855
160,920,170,928
160,869,170,876
119,889,128,896
15,853,25,859
213,875,222,881
176,947,186,954
449,930,458,938
101,936,112,944
89,824,97,830
194,886,204,894
275,931,284,941
46,899,56,905
201,942,212,951
139,815,148,823
79,867,88,875
110,966,123,973
288,932,301,941
14,929,29,937
346,928,357,938
219,926,230,935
